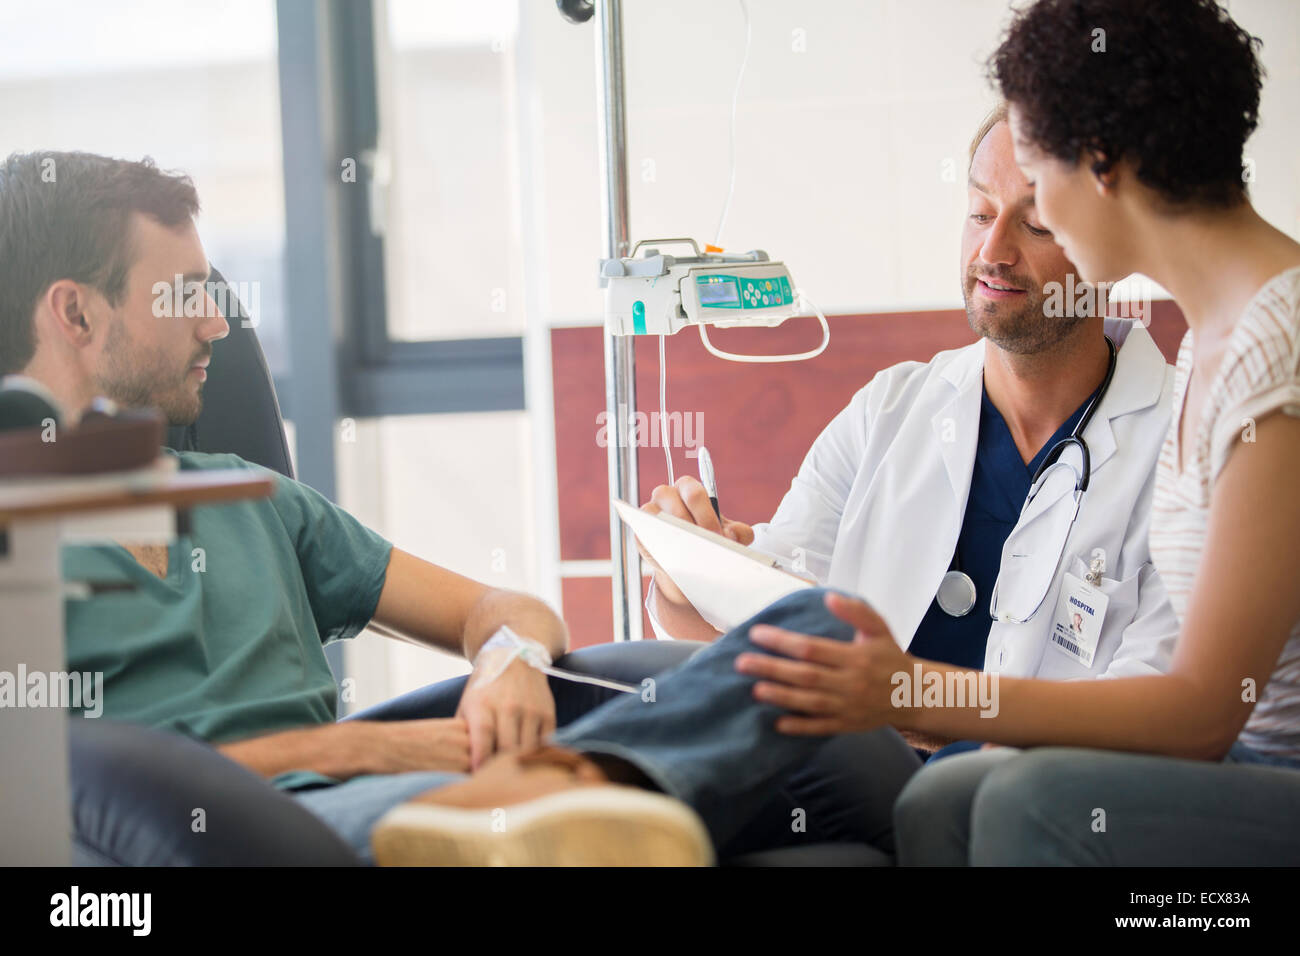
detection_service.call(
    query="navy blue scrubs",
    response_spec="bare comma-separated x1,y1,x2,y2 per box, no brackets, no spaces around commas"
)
907,383,1098,670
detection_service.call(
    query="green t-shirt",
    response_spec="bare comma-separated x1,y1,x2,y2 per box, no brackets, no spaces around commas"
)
63,450,393,787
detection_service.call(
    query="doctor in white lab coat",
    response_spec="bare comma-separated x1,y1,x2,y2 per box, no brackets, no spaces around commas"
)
738,315,1175,680
642,108,1179,687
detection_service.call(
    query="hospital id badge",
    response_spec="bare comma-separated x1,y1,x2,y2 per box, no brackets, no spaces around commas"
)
1048,573,1108,668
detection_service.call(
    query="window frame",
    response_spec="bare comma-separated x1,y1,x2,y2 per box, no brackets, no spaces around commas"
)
276,0,525,421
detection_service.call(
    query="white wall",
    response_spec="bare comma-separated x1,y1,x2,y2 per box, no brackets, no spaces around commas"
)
524,0,1300,324
339,413,537,708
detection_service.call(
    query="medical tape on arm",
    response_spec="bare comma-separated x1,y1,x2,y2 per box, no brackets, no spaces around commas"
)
473,625,639,694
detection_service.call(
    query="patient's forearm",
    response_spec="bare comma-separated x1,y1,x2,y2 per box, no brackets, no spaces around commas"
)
462,588,569,661
372,548,567,661
217,722,370,781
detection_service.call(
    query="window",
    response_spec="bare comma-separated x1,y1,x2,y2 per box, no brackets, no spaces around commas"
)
302,0,525,417
376,0,525,342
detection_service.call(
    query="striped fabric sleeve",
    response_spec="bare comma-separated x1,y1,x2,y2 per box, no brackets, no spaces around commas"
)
1209,284,1300,480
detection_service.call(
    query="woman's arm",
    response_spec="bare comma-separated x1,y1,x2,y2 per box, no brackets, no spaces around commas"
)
742,412,1300,760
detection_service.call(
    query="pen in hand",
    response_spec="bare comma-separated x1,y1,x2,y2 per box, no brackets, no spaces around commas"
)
697,445,721,521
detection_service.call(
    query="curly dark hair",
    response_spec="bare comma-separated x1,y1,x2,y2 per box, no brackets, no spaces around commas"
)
989,0,1264,208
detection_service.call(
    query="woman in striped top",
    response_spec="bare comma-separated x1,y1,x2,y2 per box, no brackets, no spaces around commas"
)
740,0,1300,864
892,0,1300,864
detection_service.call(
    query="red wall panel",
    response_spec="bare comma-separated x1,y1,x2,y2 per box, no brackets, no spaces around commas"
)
560,576,656,650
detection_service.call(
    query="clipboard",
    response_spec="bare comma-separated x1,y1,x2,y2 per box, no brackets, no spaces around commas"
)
612,498,815,633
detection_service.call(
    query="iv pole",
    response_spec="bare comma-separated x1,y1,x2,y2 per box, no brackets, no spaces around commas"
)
596,0,644,641
562,0,643,640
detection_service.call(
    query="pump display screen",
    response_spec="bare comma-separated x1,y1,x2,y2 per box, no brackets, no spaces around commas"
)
696,276,740,307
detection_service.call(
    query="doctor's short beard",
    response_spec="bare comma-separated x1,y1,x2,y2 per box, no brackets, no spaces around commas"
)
961,267,1087,356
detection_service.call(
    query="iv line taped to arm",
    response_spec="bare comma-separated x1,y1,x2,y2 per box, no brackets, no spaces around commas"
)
472,625,640,694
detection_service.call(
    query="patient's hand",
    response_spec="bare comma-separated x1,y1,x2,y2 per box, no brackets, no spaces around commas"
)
457,654,557,770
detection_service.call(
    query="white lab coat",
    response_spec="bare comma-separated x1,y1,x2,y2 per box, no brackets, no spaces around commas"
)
651,319,1180,679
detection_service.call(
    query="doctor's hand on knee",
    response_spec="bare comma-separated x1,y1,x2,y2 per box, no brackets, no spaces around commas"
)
737,591,911,736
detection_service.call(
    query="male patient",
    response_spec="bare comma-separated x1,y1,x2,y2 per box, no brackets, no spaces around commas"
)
0,150,599,854
2,150,907,866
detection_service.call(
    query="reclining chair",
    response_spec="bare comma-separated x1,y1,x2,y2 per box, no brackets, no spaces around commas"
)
71,270,885,866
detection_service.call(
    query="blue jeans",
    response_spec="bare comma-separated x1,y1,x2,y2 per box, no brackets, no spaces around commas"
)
894,740,1300,865
293,589,921,863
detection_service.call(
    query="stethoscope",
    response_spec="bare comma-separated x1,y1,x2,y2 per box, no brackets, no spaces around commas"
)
937,335,1118,618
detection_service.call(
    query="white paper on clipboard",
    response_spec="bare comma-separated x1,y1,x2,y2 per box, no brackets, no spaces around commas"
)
612,498,815,633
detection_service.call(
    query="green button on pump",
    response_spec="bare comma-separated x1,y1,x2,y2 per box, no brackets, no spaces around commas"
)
632,300,646,334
